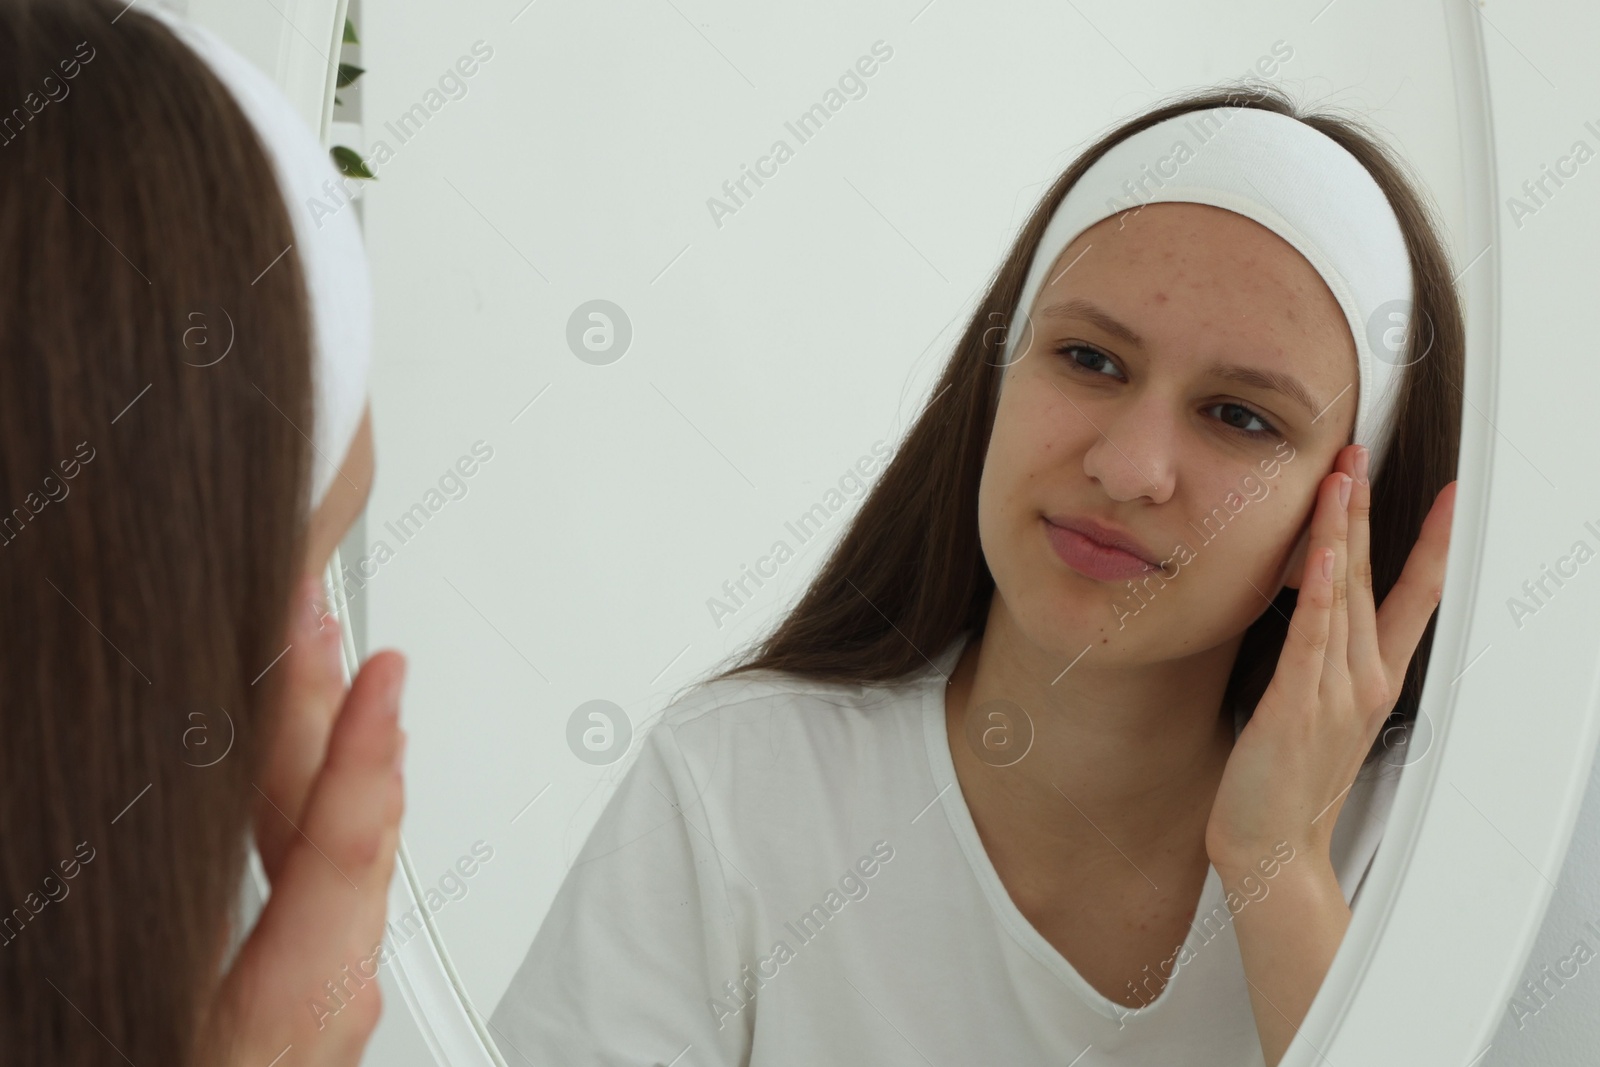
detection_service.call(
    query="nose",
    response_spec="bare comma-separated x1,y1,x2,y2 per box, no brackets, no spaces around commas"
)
1081,392,1178,504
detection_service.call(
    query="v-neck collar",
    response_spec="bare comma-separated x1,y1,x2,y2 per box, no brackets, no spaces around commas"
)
917,630,1229,1024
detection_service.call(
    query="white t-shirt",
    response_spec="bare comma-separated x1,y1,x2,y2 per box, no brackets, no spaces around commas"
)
489,630,1399,1067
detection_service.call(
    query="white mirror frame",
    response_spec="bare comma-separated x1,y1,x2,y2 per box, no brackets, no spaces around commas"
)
214,0,1600,1062
1300,3,1600,1061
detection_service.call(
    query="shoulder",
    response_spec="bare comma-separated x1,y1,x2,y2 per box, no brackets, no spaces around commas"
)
629,663,936,827
649,665,923,760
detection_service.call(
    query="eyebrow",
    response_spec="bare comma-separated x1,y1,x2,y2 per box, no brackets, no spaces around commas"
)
1037,297,1326,420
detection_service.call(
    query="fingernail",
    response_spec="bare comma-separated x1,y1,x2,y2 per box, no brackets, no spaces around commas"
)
1338,473,1352,509
1354,446,1369,486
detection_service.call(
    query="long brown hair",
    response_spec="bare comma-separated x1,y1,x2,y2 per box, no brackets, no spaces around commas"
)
695,82,1463,766
0,0,314,1063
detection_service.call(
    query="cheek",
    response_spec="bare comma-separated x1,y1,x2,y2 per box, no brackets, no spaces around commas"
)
1176,489,1309,615
978,441,1040,595
978,389,1072,537
1131,484,1308,636
988,374,1092,482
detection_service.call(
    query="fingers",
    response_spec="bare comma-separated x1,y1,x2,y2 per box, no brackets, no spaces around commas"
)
1343,445,1381,705
1376,480,1458,678
255,574,347,884
228,649,407,1064
1278,468,1350,708
1277,534,1329,708
1322,462,1353,691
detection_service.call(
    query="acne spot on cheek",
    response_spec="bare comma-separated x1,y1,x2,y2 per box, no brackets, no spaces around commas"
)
1153,291,1168,304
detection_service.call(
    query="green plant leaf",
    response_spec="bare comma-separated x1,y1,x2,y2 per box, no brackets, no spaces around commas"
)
330,145,376,181
337,62,365,89
343,17,358,44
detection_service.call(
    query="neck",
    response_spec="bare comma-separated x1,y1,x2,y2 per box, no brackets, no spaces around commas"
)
945,600,1241,864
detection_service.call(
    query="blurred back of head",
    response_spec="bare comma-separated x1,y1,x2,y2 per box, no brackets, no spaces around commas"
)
0,0,313,1061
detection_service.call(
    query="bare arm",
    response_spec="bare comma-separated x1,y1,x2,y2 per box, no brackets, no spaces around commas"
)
1204,447,1455,1065
1216,852,1350,1066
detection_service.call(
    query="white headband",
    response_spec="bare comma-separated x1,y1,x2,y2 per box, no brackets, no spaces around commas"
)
1003,105,1412,477
147,6,373,510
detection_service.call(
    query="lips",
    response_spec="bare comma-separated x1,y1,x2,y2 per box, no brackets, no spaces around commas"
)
1043,514,1160,567
1043,517,1160,583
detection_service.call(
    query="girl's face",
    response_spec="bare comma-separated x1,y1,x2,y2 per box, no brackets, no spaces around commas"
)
978,202,1359,664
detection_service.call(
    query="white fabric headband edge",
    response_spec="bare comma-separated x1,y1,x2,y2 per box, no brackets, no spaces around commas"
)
144,5,374,513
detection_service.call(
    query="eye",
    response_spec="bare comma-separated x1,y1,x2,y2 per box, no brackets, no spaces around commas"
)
1051,342,1283,442
1056,342,1121,379
1204,401,1279,440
